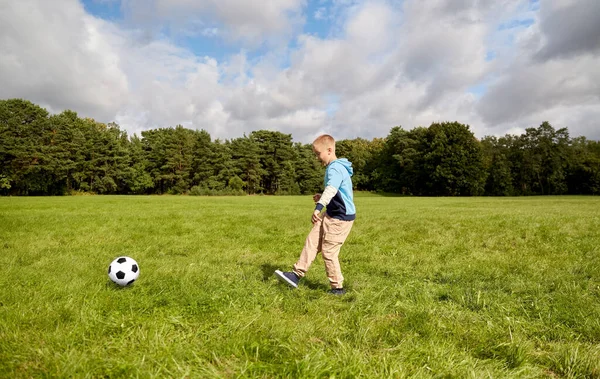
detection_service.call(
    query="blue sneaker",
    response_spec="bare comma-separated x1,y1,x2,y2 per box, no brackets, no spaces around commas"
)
328,288,346,295
274,270,299,288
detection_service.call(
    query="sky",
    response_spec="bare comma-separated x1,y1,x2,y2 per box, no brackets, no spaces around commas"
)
1,0,599,142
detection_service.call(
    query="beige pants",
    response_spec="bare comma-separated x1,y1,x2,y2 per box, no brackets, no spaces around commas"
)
293,214,354,289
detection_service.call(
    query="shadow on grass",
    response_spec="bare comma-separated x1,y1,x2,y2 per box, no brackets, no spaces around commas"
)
300,278,329,291
260,263,330,291
105,280,135,290
260,263,280,281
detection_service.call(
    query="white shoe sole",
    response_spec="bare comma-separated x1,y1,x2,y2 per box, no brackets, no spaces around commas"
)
274,270,298,288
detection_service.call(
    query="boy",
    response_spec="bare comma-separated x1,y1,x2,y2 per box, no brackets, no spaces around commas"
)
275,134,355,295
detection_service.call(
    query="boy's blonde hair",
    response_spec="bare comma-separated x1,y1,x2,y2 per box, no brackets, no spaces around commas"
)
313,134,335,150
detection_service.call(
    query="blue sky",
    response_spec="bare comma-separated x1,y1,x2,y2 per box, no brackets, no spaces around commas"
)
81,0,338,65
82,0,122,21
2,0,599,141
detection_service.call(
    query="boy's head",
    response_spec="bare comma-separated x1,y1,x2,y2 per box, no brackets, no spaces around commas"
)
312,134,336,166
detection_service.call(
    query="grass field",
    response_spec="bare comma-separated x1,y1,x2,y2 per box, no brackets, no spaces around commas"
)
1,194,599,378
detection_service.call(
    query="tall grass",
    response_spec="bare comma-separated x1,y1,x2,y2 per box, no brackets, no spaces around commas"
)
0,195,599,378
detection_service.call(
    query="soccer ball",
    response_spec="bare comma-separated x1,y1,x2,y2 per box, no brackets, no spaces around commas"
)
108,256,140,286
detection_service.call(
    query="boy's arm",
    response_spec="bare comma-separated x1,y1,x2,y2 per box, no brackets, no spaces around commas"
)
314,165,343,212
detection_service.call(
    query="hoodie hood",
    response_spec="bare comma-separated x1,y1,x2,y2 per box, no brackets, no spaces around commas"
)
331,158,353,176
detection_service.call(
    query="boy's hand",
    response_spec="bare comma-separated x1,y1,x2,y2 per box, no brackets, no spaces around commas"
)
312,210,322,224
313,193,321,203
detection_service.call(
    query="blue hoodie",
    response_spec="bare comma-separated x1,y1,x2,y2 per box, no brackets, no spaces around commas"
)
315,158,356,221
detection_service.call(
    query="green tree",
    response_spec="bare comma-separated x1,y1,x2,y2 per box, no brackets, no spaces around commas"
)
204,139,235,191
230,136,264,194
293,143,323,195
421,122,486,196
336,138,379,191
373,126,425,194
481,136,514,196
124,134,154,194
228,175,244,191
5,98,600,198
190,129,214,188
0,175,10,191
47,111,87,193
165,125,196,194
142,126,196,194
0,99,52,195
520,122,570,195
250,130,297,194
566,137,600,194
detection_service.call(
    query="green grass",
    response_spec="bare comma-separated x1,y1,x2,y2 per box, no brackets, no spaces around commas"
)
1,195,599,378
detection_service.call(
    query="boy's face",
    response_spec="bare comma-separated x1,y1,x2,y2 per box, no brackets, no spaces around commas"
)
313,144,333,166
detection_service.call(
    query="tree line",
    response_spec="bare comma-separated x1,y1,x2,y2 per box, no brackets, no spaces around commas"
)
1,99,599,196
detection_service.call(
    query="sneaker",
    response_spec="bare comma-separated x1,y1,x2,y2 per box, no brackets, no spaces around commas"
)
328,288,346,295
274,270,299,288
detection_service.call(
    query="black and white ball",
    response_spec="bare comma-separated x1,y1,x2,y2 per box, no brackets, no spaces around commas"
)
108,256,140,286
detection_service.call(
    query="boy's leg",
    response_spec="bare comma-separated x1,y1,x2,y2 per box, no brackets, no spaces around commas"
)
321,215,354,289
292,218,324,278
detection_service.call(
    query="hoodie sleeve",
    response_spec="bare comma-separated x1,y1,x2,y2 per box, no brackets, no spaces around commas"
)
325,164,344,189
315,164,343,211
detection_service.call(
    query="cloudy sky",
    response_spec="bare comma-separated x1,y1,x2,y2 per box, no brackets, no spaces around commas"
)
1,0,599,142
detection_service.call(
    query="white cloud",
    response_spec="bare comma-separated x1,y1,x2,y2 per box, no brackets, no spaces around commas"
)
345,2,394,54
1,0,599,143
0,0,129,121
476,0,600,139
120,0,306,45
535,0,600,60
